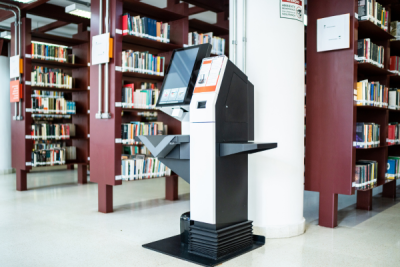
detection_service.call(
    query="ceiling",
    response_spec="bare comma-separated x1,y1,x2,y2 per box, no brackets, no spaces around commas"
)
0,0,218,38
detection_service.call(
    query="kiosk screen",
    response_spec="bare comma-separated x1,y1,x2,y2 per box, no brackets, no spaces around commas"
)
159,47,199,104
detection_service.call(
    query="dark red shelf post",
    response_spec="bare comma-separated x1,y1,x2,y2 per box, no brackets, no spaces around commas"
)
16,170,28,191
12,17,31,191
356,190,373,210
166,174,179,201
78,165,88,184
98,183,113,213
319,192,338,228
382,180,397,199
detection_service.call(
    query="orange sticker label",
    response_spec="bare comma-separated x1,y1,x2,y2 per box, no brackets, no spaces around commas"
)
194,86,217,93
10,80,20,103
194,57,224,93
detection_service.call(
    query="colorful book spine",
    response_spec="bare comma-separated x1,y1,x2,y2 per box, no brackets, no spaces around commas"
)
31,123,75,140
120,156,171,180
31,42,69,62
355,80,388,107
188,32,226,56
31,66,74,89
354,160,378,190
354,122,380,148
121,14,170,43
121,50,165,76
31,95,76,115
386,156,400,179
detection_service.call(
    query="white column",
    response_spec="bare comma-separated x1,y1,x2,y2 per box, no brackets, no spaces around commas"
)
232,0,305,238
0,56,12,174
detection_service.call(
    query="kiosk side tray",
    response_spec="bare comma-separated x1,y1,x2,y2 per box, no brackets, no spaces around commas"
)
219,143,278,157
135,135,190,158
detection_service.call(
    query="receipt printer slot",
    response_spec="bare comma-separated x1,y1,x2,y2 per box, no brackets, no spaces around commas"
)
197,101,207,109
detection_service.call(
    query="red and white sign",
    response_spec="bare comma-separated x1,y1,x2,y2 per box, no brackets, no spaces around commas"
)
10,80,21,103
280,0,303,22
194,57,224,94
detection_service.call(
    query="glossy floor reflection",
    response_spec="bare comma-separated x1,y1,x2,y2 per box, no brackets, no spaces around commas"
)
1,170,400,267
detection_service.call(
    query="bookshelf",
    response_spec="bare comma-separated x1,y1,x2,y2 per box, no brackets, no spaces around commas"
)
11,18,90,191
306,0,398,228
189,12,229,56
90,0,229,213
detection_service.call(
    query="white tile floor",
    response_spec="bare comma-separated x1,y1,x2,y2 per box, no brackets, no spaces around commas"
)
1,169,400,267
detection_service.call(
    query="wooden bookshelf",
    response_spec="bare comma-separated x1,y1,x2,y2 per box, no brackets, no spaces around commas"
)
188,12,229,57
90,0,229,213
30,32,87,46
122,72,165,81
30,86,86,92
306,0,397,228
189,18,229,35
31,58,87,69
11,18,90,191
122,35,182,52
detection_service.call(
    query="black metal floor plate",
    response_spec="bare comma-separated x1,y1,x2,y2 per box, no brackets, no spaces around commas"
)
142,234,265,267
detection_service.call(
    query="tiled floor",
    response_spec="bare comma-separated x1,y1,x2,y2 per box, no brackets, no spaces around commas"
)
1,170,400,267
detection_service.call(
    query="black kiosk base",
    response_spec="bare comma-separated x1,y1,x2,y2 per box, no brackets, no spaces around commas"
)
143,235,265,267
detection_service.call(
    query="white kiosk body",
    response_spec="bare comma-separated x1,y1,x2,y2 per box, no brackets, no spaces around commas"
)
136,46,277,264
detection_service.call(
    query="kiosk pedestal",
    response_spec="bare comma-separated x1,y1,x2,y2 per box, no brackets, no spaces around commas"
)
136,46,277,266
137,134,276,265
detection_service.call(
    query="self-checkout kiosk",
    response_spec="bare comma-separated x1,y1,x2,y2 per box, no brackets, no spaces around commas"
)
136,44,277,267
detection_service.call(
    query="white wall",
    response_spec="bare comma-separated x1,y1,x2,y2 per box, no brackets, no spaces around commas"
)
231,0,305,238
0,56,12,174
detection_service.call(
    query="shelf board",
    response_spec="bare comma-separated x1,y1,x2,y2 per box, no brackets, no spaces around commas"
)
122,0,186,21
31,58,87,69
377,179,397,186
389,74,400,86
119,175,168,182
357,62,390,76
121,143,144,146
65,161,88,165
356,105,388,110
355,145,385,149
123,35,182,51
28,136,88,141
122,72,164,81
31,161,87,168
387,143,400,147
356,178,396,191
31,86,87,92
189,19,229,35
122,107,159,112
390,40,400,56
358,20,393,41
31,32,87,46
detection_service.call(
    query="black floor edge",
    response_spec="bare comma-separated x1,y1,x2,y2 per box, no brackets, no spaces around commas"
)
142,234,265,267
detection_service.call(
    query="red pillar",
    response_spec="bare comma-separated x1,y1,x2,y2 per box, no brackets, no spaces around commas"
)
165,175,179,201
319,192,338,228
16,169,27,191
356,190,373,210
77,165,88,184
98,183,113,213
382,180,397,199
